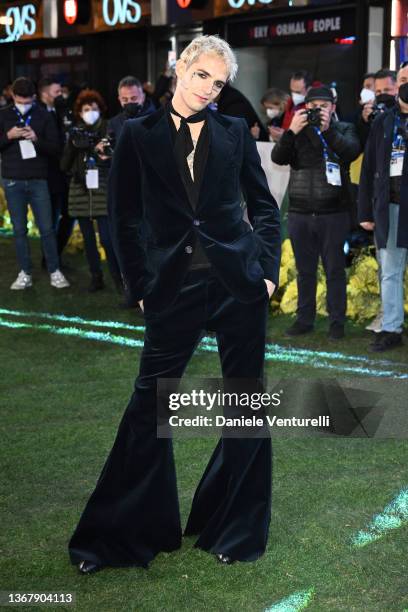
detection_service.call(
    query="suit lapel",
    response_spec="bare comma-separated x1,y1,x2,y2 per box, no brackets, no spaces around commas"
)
139,108,191,208
138,108,238,213
196,111,239,211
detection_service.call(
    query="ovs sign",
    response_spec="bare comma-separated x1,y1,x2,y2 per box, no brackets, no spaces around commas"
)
102,0,141,26
4,3,36,41
227,0,272,7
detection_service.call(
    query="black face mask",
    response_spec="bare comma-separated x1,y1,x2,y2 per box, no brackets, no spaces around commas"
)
54,95,67,109
123,102,142,118
375,93,395,108
398,83,408,104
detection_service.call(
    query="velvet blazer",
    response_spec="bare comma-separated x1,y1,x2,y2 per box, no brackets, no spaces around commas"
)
108,106,281,311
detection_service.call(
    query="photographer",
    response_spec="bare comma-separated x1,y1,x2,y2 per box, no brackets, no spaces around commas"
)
0,77,69,290
108,76,155,142
356,69,398,149
358,73,408,352
61,89,121,292
272,86,361,339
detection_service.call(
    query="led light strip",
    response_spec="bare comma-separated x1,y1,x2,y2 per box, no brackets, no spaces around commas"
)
351,488,408,547
1,308,407,373
265,588,315,612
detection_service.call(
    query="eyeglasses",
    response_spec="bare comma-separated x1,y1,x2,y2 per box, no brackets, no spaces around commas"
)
190,71,226,94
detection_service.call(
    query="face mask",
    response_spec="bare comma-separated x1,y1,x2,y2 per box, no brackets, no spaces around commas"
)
266,108,281,119
360,88,375,104
123,102,142,118
291,92,305,106
375,93,395,108
82,109,100,125
54,95,67,108
15,103,32,115
398,83,408,104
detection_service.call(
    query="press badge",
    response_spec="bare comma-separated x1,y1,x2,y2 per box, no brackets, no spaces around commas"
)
325,161,341,186
390,149,404,177
86,168,99,189
19,140,36,160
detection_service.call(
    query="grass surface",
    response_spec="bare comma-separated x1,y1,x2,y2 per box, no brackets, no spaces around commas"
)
0,235,407,612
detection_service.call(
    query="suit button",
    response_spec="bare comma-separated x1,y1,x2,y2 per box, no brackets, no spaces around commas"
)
193,219,200,226
374,172,380,178
185,245,193,254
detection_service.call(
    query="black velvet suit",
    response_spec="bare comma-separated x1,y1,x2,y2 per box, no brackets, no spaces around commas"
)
68,106,281,568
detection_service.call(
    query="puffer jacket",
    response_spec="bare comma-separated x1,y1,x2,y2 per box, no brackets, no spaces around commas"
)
61,118,109,218
272,120,361,213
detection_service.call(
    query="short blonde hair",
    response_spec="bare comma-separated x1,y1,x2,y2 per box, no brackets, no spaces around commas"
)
179,35,238,82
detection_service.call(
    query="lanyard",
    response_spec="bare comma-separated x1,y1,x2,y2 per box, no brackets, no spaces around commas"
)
392,114,405,150
313,126,338,161
14,106,32,127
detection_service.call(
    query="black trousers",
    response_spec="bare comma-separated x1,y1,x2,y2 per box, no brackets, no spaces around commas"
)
68,269,272,568
288,211,350,325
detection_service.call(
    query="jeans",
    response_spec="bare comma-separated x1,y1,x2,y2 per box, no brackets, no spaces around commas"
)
288,211,350,325
5,178,59,274
379,204,408,333
78,216,121,280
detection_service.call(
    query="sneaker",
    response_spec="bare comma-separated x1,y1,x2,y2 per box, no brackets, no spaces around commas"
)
328,322,345,340
10,271,32,290
370,331,403,352
50,269,70,289
285,321,314,337
365,311,383,332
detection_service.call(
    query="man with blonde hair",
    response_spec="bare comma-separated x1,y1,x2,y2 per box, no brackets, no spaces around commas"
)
69,35,280,573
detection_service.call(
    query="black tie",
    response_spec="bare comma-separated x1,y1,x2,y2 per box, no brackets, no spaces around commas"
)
169,102,207,160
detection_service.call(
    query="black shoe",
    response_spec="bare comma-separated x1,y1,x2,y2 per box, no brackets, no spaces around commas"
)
285,321,314,337
370,331,403,352
112,274,124,295
78,560,102,575
328,322,344,340
88,273,104,293
215,553,235,565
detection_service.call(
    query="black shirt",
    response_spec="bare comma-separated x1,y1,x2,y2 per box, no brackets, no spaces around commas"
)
167,107,211,268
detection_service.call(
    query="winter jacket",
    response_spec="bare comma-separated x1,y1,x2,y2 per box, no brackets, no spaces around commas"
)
358,106,408,248
0,103,60,180
272,120,361,214
61,118,109,218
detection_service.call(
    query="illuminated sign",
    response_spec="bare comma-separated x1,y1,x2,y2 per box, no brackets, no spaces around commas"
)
102,0,141,26
227,0,272,8
64,0,78,25
0,3,36,42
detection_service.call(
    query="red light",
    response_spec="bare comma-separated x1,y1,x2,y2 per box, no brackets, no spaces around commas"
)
64,0,78,25
177,0,192,7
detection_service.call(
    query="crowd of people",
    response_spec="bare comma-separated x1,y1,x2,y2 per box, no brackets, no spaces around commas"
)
0,58,407,353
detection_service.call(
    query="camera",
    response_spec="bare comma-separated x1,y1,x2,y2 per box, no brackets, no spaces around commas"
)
69,126,100,150
99,134,115,157
306,107,321,127
368,102,386,123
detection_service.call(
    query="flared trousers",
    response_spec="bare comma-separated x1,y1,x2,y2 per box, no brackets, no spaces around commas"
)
68,268,272,568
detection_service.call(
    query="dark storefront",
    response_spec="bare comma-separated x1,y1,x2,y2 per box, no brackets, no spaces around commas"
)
0,0,150,116
0,0,392,118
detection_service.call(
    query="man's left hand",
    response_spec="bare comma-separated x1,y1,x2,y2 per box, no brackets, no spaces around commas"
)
319,108,331,132
264,279,276,298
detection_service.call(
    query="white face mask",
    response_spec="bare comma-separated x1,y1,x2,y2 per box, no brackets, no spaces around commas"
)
291,92,305,106
15,103,32,115
266,108,281,119
360,87,375,104
82,109,100,125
